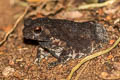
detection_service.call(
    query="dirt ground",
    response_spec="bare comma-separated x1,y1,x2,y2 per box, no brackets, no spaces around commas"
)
0,0,120,80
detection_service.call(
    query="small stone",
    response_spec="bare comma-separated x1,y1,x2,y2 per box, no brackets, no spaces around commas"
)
100,72,109,78
113,62,120,70
2,66,15,77
24,79,29,80
9,60,15,65
13,71,22,79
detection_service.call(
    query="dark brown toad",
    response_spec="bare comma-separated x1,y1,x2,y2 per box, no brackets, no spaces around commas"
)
23,18,108,66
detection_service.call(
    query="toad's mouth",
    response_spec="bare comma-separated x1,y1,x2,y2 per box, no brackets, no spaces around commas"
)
23,37,49,45
23,38,39,45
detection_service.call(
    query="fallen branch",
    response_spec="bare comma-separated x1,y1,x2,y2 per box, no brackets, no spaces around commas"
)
67,37,120,80
0,6,29,46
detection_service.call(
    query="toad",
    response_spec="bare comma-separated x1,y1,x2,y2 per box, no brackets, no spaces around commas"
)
23,18,108,66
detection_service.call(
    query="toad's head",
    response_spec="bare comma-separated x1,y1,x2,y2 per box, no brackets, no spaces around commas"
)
23,18,51,41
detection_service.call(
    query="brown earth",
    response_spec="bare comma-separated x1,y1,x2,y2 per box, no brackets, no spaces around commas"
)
0,0,120,80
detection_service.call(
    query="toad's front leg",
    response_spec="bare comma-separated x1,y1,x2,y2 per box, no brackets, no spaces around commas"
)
34,41,60,65
34,46,49,64
35,41,74,67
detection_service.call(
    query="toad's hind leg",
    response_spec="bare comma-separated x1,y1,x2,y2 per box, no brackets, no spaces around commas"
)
48,49,73,67
48,48,89,67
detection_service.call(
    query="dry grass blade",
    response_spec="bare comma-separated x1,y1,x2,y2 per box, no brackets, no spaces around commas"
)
74,62,89,80
69,0,116,10
67,37,120,80
0,6,29,46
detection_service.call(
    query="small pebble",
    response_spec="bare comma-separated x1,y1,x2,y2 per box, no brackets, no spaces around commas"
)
2,66,15,77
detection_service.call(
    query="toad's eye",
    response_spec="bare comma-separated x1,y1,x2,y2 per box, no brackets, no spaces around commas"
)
34,27,42,33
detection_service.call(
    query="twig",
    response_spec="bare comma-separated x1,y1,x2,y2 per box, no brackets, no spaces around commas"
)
69,0,116,10
0,6,29,46
67,37,120,80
